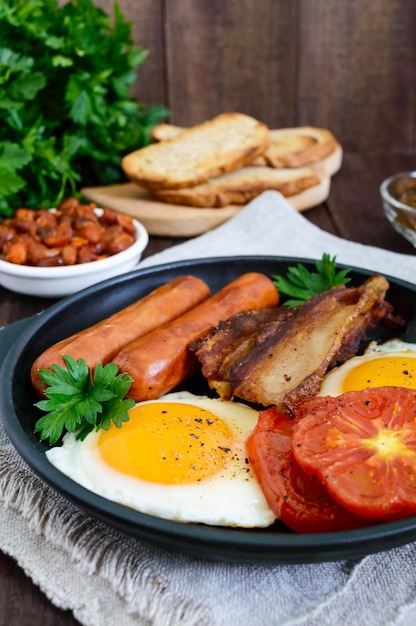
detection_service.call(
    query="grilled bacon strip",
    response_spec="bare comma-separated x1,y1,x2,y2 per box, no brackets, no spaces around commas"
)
191,306,291,399
193,275,392,412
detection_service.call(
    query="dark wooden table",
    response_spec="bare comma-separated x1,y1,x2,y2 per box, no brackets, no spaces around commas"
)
1,152,415,625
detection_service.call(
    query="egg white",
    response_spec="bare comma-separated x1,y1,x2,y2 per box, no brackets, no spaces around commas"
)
45,391,276,528
319,338,416,397
365,338,416,354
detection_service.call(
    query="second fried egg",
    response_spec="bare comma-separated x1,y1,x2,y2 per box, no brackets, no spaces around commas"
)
319,338,416,396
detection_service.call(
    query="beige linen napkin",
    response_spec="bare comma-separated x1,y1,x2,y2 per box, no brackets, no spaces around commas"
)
2,191,416,626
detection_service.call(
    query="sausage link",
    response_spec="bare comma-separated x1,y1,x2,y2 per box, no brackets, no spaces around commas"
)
112,272,279,401
31,275,211,396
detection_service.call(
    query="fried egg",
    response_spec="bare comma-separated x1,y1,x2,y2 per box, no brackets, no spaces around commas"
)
319,338,416,396
46,391,276,528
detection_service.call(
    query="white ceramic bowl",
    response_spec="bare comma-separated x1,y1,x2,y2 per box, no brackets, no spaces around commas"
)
0,213,149,298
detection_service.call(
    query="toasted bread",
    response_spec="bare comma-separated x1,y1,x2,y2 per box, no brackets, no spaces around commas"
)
259,127,338,167
306,142,343,178
252,144,342,177
150,166,321,208
150,122,341,176
122,112,270,191
151,123,185,142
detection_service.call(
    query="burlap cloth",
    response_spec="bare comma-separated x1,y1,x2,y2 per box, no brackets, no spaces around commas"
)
2,191,416,626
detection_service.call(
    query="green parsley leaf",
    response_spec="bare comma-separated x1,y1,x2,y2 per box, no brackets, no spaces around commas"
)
272,253,351,307
0,0,169,218
34,354,135,445
0,163,26,198
0,141,31,169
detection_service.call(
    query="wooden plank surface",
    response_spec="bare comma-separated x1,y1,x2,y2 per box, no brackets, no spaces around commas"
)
327,153,415,254
163,0,297,126
297,1,416,153
92,0,416,154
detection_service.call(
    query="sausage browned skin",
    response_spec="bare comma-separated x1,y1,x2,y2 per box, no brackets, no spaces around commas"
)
31,275,211,396
112,272,279,401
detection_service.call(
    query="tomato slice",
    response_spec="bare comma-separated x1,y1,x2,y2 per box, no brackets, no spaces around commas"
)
246,407,367,533
292,387,416,520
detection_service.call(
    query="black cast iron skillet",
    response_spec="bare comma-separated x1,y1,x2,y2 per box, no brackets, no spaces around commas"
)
2,256,416,564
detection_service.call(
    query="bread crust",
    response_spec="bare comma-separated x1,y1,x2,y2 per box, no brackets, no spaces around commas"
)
122,112,270,190
150,166,321,208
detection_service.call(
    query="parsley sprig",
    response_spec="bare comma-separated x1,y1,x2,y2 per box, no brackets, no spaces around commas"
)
34,355,135,445
272,253,351,307
0,0,168,217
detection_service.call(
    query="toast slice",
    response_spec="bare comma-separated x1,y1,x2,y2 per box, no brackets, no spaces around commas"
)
151,123,185,142
151,123,341,176
257,126,338,167
150,166,321,208
306,142,342,178
122,112,270,191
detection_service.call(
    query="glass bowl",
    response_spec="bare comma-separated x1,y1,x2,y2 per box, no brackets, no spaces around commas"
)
380,171,416,247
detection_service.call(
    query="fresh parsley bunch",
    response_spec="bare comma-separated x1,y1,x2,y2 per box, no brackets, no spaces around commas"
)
34,354,136,445
272,253,351,307
0,0,168,217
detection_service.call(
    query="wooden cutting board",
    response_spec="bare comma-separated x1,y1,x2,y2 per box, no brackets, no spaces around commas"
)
81,178,330,237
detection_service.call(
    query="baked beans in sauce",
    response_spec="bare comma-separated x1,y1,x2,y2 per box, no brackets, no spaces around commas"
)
0,198,136,267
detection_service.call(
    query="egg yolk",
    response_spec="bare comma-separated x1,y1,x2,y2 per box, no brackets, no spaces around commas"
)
96,402,235,485
342,355,416,392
